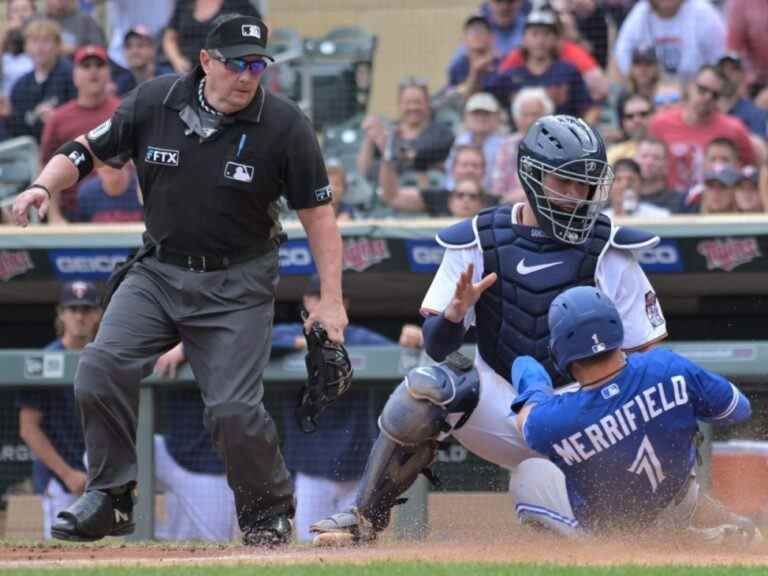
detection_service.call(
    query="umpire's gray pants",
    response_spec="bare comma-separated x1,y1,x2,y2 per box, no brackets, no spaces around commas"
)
73,252,294,529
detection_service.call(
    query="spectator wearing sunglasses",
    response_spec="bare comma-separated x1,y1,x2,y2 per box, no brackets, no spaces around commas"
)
446,178,489,218
717,53,767,138
649,65,757,192
379,144,486,216
607,93,654,165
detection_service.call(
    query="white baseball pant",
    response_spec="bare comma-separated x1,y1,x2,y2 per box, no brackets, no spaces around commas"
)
153,435,236,541
294,473,358,542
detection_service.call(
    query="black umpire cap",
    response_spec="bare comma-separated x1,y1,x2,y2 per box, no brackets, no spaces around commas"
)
205,14,274,61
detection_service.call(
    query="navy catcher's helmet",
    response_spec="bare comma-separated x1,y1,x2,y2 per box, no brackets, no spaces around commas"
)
518,115,613,245
548,286,624,379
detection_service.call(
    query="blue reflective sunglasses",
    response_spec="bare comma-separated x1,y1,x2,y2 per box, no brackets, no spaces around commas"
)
212,55,268,76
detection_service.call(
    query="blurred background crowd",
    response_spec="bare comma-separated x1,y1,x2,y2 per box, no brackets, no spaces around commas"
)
0,0,766,226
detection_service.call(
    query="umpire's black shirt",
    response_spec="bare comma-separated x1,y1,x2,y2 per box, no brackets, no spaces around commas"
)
85,67,330,256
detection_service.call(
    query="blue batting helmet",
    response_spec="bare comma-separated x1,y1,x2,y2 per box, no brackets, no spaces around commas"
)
548,286,624,378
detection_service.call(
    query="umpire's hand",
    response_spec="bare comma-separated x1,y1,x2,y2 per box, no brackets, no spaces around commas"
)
154,342,186,379
304,299,348,344
12,187,50,226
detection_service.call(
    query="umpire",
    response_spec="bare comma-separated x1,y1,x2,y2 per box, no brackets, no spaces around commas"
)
12,13,348,547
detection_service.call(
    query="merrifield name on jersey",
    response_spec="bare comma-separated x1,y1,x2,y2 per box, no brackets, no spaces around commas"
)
552,376,689,466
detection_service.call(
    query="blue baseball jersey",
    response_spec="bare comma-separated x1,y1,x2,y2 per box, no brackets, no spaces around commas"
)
15,340,86,494
523,348,743,531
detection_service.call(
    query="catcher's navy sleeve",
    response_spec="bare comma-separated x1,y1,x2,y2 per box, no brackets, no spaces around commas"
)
422,313,465,361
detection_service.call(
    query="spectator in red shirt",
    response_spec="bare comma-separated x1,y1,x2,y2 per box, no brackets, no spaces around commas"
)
726,0,768,87
39,44,120,222
648,65,757,192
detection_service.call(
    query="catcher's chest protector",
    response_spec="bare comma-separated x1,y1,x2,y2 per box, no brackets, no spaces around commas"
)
475,205,611,386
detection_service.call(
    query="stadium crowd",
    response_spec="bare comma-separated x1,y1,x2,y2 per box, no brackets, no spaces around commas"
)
0,0,766,225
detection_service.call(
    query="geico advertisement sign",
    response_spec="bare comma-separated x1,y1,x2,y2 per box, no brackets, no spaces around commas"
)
49,249,133,279
406,240,445,272
278,241,315,274
636,241,683,272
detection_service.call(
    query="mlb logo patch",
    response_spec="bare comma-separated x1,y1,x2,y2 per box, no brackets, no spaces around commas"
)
242,24,261,39
601,383,620,400
224,161,254,183
145,146,180,166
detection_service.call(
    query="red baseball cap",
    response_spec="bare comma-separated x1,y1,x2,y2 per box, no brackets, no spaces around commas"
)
74,44,108,65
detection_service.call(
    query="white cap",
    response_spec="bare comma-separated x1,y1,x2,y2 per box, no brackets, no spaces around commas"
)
465,92,500,113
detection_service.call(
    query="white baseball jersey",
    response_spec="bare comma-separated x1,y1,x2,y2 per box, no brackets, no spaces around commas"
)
419,203,667,471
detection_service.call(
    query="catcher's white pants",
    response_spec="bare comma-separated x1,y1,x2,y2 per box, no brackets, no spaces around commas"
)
294,473,358,542
153,435,236,541
510,458,699,537
446,355,541,470
41,478,79,539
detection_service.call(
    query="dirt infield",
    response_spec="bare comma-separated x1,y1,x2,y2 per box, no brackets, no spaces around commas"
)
1,527,767,570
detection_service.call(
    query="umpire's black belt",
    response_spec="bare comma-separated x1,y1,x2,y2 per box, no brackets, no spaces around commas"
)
155,238,278,272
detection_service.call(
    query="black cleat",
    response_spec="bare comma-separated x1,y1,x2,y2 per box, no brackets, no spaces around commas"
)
51,489,134,542
242,515,293,547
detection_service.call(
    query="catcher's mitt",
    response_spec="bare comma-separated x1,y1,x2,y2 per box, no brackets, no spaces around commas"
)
296,310,353,433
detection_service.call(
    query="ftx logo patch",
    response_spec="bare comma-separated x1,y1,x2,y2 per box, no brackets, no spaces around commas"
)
145,146,180,166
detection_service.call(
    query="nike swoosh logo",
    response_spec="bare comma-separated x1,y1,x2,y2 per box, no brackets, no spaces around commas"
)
516,259,564,275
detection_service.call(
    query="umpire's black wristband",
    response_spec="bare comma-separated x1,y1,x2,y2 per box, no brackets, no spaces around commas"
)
54,140,95,183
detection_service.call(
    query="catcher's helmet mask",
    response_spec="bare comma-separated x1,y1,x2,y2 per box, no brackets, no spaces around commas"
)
518,115,614,245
